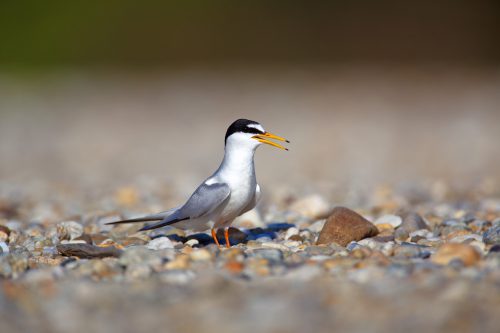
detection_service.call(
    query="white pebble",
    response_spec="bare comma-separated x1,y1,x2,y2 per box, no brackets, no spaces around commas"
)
56,221,83,241
381,242,395,256
374,215,402,228
307,220,326,233
185,239,199,247
147,237,174,250
285,227,299,240
0,242,9,254
60,240,87,245
409,229,433,238
358,238,378,249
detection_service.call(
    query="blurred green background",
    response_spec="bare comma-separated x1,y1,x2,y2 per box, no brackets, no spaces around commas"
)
1,0,499,69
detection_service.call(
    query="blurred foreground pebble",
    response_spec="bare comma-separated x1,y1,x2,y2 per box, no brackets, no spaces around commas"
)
0,183,499,333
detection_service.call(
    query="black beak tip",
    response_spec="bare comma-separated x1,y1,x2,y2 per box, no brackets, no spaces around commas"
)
286,140,290,143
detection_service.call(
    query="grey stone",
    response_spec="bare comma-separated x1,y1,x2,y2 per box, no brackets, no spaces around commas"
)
483,224,500,245
393,243,431,259
399,212,429,232
0,247,29,278
249,248,284,263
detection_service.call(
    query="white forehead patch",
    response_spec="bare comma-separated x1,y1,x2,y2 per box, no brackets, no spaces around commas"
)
247,123,265,132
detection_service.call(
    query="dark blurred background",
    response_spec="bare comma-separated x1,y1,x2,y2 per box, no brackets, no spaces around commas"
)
1,0,499,199
1,1,499,68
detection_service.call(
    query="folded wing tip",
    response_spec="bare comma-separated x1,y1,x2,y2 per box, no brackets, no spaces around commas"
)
104,220,122,225
104,217,164,226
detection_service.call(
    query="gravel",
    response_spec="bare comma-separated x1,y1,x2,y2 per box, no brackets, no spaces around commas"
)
0,181,499,333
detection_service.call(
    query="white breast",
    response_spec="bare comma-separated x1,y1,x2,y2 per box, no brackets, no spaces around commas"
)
218,169,256,222
207,131,260,225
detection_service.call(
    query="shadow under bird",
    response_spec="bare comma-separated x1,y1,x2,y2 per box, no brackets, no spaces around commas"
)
107,119,289,248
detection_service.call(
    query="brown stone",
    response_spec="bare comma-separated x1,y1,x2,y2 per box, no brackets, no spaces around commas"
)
224,261,245,274
372,234,395,242
316,207,379,246
0,224,11,236
288,234,304,242
57,243,122,259
431,243,481,266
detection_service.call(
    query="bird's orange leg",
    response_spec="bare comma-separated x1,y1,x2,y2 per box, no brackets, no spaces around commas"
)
224,227,231,248
211,228,221,249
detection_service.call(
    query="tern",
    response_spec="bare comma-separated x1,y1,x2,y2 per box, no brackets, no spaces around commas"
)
107,119,289,248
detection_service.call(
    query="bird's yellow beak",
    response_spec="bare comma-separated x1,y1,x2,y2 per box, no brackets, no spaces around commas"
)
252,132,290,150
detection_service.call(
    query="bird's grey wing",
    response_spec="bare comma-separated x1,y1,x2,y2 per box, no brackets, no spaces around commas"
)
176,182,231,219
240,184,261,215
106,206,181,225
139,183,230,231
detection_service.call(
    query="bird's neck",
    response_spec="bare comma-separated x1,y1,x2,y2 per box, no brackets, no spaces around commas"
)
218,144,256,178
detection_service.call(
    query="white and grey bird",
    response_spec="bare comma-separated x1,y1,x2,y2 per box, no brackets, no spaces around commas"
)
107,119,289,248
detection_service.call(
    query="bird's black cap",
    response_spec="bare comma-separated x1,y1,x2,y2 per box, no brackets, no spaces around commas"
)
225,119,264,144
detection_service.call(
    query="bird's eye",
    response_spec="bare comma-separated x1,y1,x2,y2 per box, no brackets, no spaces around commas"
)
245,126,264,135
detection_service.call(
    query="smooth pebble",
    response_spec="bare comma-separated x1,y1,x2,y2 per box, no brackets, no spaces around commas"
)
147,237,174,250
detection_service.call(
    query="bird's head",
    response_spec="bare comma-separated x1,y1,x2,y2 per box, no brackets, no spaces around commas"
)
224,119,289,151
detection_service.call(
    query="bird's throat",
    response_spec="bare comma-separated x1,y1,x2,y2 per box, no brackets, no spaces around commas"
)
219,144,256,178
